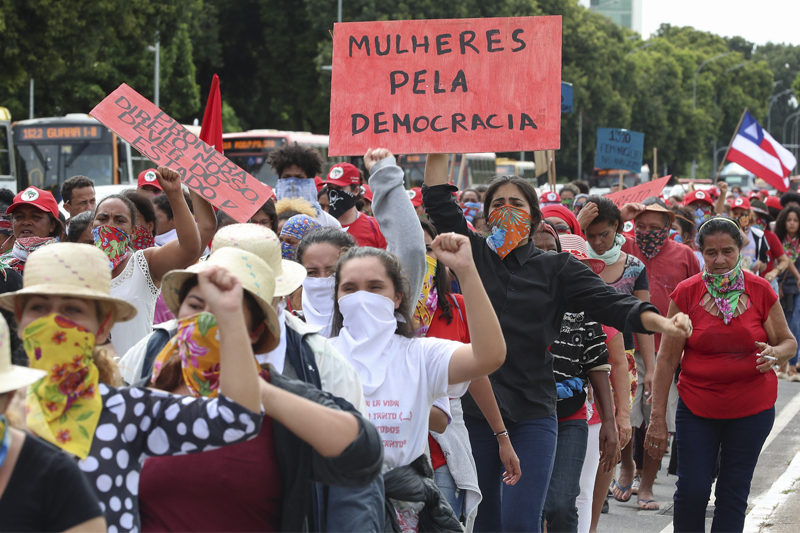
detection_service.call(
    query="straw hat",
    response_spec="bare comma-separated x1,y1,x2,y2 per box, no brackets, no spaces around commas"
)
161,247,281,353
639,197,676,224
0,314,46,394
211,223,306,297
0,244,137,322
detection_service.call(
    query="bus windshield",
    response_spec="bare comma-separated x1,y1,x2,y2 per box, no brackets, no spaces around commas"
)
15,141,114,195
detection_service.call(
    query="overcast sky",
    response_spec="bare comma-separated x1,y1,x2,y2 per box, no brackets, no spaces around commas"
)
640,0,799,46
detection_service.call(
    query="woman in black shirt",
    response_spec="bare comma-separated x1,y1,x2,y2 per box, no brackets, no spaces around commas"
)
422,154,693,532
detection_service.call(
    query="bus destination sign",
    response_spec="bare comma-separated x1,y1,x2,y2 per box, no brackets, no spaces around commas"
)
18,125,104,142
222,138,284,152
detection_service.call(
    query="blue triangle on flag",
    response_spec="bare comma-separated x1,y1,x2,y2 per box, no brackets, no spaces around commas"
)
738,111,763,145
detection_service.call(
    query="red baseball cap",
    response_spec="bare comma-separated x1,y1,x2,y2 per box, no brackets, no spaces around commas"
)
138,169,162,190
765,196,783,211
314,176,324,192
7,186,60,220
362,184,374,202
730,196,751,210
683,190,714,207
540,191,561,205
326,163,361,187
407,187,423,207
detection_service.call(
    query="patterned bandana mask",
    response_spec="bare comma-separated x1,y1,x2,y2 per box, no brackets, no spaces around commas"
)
734,214,751,232
327,189,357,220
486,205,533,259
751,217,768,232
24,314,102,459
460,202,481,223
281,241,296,261
413,254,439,337
784,237,800,262
694,207,713,228
562,198,574,208
93,226,131,270
0,236,59,274
280,215,322,260
635,226,670,260
0,415,9,469
131,225,156,251
701,257,745,325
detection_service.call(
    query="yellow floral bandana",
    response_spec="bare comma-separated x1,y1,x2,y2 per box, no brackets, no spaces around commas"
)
413,254,438,337
24,314,102,459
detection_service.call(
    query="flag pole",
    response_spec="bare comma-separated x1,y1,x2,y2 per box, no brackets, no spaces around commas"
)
714,108,748,183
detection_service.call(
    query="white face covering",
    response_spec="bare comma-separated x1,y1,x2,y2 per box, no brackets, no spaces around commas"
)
154,228,178,247
335,291,398,395
301,276,336,338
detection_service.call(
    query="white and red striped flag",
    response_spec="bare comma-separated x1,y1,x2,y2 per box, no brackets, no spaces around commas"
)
727,110,797,192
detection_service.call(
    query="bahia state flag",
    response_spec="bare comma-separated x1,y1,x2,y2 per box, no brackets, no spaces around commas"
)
727,110,797,192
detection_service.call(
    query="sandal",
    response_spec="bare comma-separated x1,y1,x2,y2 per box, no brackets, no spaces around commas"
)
631,474,641,495
637,498,660,510
611,478,633,502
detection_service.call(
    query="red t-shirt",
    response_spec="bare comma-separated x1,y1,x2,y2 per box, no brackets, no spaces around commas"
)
341,213,387,248
671,271,778,419
763,230,785,275
623,236,701,350
427,294,469,470
139,374,282,532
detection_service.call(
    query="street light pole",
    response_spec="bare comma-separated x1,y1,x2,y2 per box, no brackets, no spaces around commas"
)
154,37,160,108
692,52,731,179
768,88,794,133
784,110,800,145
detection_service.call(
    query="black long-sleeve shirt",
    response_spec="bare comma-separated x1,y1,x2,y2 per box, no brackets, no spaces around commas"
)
422,184,658,422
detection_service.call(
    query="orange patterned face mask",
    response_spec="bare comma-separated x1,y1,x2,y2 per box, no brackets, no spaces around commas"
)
486,205,533,259
24,314,102,459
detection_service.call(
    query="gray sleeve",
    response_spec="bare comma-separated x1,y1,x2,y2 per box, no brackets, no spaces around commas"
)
368,156,427,300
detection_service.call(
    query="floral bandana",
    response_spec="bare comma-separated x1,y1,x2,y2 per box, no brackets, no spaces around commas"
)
701,257,745,325
93,226,131,270
413,255,439,337
460,202,482,223
24,314,102,459
130,225,156,251
693,206,713,229
280,215,322,260
561,197,574,209
486,205,533,259
0,236,59,274
733,214,751,232
784,237,800,262
635,226,670,260
152,313,221,398
751,217,768,232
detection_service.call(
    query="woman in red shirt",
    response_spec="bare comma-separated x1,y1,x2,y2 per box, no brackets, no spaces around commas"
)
645,217,796,532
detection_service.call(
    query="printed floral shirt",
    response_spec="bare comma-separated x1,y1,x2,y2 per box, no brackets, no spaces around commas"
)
74,384,262,533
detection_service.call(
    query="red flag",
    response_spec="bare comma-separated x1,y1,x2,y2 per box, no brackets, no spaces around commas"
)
200,74,223,153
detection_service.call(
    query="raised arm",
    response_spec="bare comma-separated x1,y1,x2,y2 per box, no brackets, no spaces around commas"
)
365,148,427,299
715,181,729,215
424,153,450,187
434,233,506,384
422,155,471,236
144,167,202,285
190,189,217,254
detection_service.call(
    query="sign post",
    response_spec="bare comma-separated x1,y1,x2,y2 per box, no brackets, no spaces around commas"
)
329,16,562,155
91,84,273,223
595,128,645,175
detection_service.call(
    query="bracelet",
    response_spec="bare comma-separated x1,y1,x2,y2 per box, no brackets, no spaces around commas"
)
494,430,509,438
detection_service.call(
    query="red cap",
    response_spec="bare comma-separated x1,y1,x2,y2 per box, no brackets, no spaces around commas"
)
407,187,423,207
314,176,324,192
362,184,374,202
7,186,60,220
682,190,714,207
326,163,361,187
540,191,561,205
765,196,783,211
137,169,162,190
730,196,751,210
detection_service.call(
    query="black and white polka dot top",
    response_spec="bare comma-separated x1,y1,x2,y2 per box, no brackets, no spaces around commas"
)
74,384,262,533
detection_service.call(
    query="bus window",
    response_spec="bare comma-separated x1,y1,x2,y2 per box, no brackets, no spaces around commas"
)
0,125,11,177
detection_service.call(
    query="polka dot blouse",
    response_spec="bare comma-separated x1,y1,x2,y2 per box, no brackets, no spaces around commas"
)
75,384,262,533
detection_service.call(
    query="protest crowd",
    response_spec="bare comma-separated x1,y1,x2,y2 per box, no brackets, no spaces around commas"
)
2,13,800,533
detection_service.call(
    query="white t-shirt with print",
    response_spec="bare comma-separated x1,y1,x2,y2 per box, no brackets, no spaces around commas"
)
354,335,468,471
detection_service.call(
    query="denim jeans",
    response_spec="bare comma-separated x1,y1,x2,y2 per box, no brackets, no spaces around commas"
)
543,419,589,533
325,476,385,532
673,399,774,533
784,298,800,366
434,464,465,521
465,413,558,532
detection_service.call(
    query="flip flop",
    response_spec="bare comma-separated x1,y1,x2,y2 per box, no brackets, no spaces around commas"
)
611,478,633,502
637,499,660,510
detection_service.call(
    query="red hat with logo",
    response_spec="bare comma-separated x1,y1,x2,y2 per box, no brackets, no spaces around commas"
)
540,191,561,205
314,176,324,192
407,187,423,207
730,196,751,210
7,186,60,220
137,169,162,190
362,184,374,202
326,163,361,187
682,190,714,207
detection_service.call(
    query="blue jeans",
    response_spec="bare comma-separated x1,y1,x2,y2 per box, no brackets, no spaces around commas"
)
784,298,800,366
434,464,465,521
325,476,385,532
673,399,774,533
466,414,558,532
543,419,589,532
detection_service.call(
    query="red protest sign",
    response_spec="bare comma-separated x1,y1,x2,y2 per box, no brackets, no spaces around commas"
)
329,16,562,156
604,176,672,207
90,84,272,222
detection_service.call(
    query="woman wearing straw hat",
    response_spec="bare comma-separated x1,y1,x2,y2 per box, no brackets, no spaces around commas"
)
92,167,202,356
0,243,265,533
137,247,382,532
0,314,106,531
